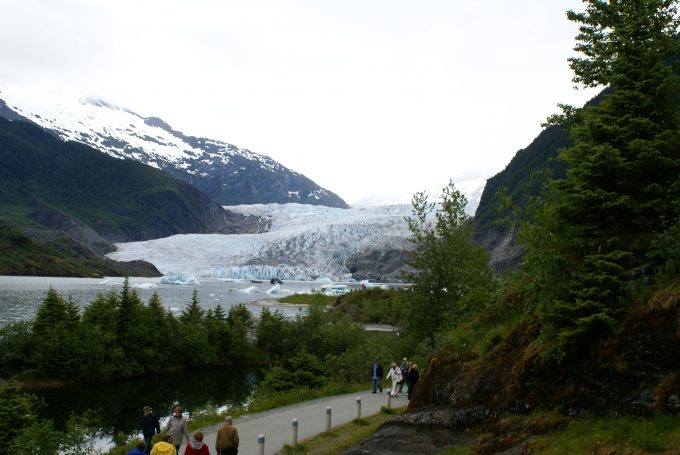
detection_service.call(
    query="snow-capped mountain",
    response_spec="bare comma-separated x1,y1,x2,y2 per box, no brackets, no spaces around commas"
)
0,88,348,208
107,203,414,281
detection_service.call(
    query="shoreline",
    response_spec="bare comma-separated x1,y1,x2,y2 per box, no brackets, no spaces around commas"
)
249,297,309,307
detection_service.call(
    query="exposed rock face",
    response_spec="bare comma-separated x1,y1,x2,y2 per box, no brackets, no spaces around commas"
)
27,209,115,255
346,248,409,282
472,225,523,274
341,420,470,455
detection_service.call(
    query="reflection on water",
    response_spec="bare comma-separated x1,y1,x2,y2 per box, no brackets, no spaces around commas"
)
31,367,258,436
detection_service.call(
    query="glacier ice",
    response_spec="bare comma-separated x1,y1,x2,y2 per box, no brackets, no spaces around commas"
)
159,272,201,285
109,203,414,281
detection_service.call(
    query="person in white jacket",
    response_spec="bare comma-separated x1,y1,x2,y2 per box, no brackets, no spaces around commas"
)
386,362,402,397
164,406,190,452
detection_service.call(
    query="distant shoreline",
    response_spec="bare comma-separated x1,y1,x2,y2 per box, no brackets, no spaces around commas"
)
250,298,309,307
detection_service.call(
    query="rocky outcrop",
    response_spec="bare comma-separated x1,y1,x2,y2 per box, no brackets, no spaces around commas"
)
346,248,410,282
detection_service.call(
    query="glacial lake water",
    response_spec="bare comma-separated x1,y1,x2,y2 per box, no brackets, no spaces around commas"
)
0,275,361,327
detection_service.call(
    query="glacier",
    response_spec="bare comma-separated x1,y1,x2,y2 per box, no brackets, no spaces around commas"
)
107,203,414,281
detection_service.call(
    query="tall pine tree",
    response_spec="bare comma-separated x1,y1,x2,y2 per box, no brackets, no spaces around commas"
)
532,0,680,354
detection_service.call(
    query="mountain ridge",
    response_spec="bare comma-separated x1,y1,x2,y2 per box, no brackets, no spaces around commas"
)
0,88,349,208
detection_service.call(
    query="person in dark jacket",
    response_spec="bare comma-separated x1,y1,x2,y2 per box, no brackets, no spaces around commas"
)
138,406,160,454
370,359,384,393
407,364,420,400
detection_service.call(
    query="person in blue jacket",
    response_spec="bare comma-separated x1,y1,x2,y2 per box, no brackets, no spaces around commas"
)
125,441,146,455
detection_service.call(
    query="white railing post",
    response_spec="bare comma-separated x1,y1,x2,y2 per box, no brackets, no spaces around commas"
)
291,418,298,447
257,433,265,455
325,406,332,432
385,390,392,409
355,397,362,420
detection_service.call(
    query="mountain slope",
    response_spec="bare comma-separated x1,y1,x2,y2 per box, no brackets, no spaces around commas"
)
0,222,160,277
472,125,571,271
0,89,349,208
0,117,266,255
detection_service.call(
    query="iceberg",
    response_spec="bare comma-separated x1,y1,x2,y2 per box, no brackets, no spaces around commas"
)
160,272,200,285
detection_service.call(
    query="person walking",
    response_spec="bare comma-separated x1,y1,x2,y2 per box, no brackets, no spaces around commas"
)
164,406,190,453
386,362,402,397
215,415,239,455
184,431,211,455
150,434,177,455
398,358,409,393
370,359,383,393
138,405,161,455
407,363,420,400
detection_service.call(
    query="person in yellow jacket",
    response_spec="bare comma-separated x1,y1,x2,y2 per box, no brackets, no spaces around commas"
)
150,434,177,455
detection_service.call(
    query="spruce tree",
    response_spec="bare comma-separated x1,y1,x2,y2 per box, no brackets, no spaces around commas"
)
534,0,680,353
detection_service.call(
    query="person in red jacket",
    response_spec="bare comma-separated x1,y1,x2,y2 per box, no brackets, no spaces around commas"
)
184,431,211,455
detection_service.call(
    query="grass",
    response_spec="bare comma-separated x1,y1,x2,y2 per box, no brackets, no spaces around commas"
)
530,413,680,454
435,413,680,455
279,406,406,454
278,293,338,306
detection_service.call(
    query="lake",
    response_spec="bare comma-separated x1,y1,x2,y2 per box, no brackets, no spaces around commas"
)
29,367,258,451
0,276,358,327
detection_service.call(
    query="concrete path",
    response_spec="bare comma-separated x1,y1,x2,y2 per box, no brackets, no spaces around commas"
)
181,389,408,455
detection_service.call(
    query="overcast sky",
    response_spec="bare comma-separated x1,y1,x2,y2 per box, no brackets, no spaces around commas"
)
0,0,598,204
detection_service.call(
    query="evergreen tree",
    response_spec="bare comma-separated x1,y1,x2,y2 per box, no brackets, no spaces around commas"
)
533,0,680,353
180,289,205,324
115,277,144,353
32,288,79,378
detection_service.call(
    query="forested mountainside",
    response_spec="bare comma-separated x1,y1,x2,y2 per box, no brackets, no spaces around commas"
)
472,125,571,271
0,118,267,275
0,92,349,208
473,91,608,272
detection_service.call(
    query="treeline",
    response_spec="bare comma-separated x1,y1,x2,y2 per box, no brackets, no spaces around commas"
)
0,279,402,385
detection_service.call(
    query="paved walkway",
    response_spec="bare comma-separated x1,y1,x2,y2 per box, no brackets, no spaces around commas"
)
182,389,408,455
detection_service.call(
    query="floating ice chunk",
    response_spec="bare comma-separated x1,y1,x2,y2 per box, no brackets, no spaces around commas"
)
133,282,158,289
240,286,258,294
266,284,281,294
160,272,200,285
97,278,112,285
321,283,349,295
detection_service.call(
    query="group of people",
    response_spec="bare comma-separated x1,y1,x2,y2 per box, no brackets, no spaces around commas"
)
371,357,420,400
132,406,239,455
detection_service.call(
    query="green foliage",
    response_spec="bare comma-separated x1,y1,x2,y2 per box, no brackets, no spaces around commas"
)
524,0,680,356
338,288,409,325
0,381,41,448
531,413,680,454
278,293,337,306
403,181,494,344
